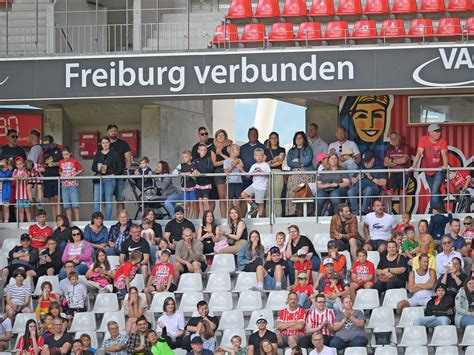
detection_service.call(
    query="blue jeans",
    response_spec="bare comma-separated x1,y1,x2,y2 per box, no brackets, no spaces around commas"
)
426,171,445,212
106,246,120,256
58,263,88,280
165,192,184,218
414,315,451,327
316,188,348,215
149,244,157,265
93,179,117,220
459,316,474,327
348,185,380,214
297,292,311,309
288,255,320,285
62,185,80,209
329,336,368,350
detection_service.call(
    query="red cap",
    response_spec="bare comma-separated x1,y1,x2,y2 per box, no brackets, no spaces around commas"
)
15,156,25,162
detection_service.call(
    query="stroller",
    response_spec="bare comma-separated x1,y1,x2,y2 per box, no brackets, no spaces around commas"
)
124,169,171,220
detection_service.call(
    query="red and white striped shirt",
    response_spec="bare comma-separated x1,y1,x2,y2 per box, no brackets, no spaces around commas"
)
277,307,306,336
306,308,336,336
13,168,29,200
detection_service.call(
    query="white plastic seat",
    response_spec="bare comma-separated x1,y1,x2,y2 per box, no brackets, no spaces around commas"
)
98,311,126,332
178,292,204,313
428,325,458,346
1,238,19,257
69,312,97,332
92,293,119,313
370,326,397,348
210,254,236,273
220,329,247,348
260,234,276,252
208,291,233,313
176,273,203,292
12,313,35,333
353,289,380,310
149,292,175,313
435,346,459,355
465,346,474,355
33,275,61,296
399,326,427,347
397,307,425,328
0,256,8,269
107,255,120,270
144,310,157,329
367,307,395,328
74,331,99,349
460,325,474,346
367,251,380,267
233,272,257,292
130,273,145,291
236,291,263,312
173,349,187,355
246,309,275,331
265,290,289,311
404,347,428,355
382,288,408,309
341,250,352,270
8,276,32,288
217,310,244,331
311,233,331,254
285,349,308,355
374,347,398,355
344,347,368,355
205,272,231,292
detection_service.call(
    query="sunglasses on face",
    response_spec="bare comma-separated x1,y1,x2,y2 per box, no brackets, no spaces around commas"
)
442,241,452,245
464,222,472,225
72,233,81,236
339,145,343,153
200,132,209,136
10,135,18,139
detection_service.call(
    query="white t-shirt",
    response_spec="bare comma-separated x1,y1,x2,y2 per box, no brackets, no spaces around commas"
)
310,346,336,355
0,318,12,338
157,312,185,336
363,212,396,241
249,162,271,190
328,140,360,156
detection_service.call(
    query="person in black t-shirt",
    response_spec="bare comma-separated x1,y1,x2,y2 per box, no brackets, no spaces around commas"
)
191,127,215,161
119,224,150,275
41,135,62,218
164,206,195,248
182,300,219,351
43,317,73,355
374,240,408,296
254,246,289,291
107,124,132,216
248,314,278,355
0,129,26,161
193,144,214,213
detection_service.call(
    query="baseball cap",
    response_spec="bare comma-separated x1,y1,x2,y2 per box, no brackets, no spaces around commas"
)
297,272,308,279
327,240,338,249
191,337,203,344
20,233,31,241
428,123,441,132
316,153,329,162
107,123,119,131
362,150,375,163
436,284,447,292
269,246,281,255
15,156,25,163
256,315,267,323
323,258,334,266
174,205,185,214
42,135,54,144
296,248,307,257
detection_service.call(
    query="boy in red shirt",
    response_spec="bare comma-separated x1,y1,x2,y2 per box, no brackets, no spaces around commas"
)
58,146,83,222
293,248,313,285
144,249,176,303
288,272,314,309
323,273,348,311
28,209,53,250
396,212,415,233
349,249,375,301
114,250,141,300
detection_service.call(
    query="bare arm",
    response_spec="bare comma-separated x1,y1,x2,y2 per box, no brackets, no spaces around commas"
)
411,147,424,168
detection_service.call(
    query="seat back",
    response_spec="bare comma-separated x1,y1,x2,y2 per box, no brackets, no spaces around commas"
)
296,22,323,41
69,312,97,332
1,238,18,257
408,18,434,37
466,347,474,355
218,310,245,330
461,325,474,346
236,291,263,311
177,273,203,292
221,329,248,348
436,17,461,36
234,272,257,292
33,275,61,296
311,233,332,253
398,306,425,328
435,347,459,355
150,292,175,313
208,291,234,312
309,0,335,16
447,0,472,11
367,307,395,328
380,19,406,37
429,325,458,346
374,347,398,355
212,24,239,45
364,0,390,13
466,17,474,36
345,348,368,355
12,313,36,333
419,0,445,12
391,0,418,13
227,0,253,19
353,288,380,310
269,23,295,41
367,251,380,267
246,309,275,330
382,288,408,309
98,311,126,332
399,326,428,346
265,290,289,310
178,292,205,313
336,0,362,15
351,20,378,38
405,347,428,355
254,0,281,17
92,293,119,313
282,0,308,16
205,272,232,292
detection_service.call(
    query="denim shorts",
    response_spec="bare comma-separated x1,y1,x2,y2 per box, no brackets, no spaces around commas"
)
184,190,197,201
264,274,287,290
62,185,80,208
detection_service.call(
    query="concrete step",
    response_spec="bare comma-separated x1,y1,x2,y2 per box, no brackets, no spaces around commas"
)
11,3,48,12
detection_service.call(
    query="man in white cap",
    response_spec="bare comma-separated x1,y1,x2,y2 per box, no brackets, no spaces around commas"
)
247,314,278,355
411,123,448,212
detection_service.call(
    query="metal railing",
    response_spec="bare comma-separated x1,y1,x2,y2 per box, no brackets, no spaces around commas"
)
0,166,472,226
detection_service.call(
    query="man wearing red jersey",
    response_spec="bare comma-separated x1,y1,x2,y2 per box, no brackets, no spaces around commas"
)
384,131,410,195
411,124,448,212
28,209,53,250
301,294,335,348
276,292,306,348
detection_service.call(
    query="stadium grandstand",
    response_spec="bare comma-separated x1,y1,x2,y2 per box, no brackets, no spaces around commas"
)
0,0,473,354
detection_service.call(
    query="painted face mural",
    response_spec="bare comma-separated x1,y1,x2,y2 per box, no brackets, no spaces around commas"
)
349,95,390,143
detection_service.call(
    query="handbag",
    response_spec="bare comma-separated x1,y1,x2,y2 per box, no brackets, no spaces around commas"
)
374,331,392,345
293,183,313,198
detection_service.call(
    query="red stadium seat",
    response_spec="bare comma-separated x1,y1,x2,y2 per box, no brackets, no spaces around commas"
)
447,0,472,11
309,0,336,16
296,21,323,41
436,17,461,36
464,17,474,38
212,24,239,46
226,0,253,20
268,22,295,41
324,21,349,39
379,19,406,38
254,0,280,18
351,20,378,38
240,23,266,43
419,0,445,12
336,0,362,15
391,0,417,13
364,0,390,14
282,0,308,17
407,18,434,37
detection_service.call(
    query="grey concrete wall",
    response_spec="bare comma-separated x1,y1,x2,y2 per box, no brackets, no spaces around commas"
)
306,106,339,145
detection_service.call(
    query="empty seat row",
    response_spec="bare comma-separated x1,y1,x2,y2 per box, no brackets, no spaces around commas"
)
213,17,474,45
227,0,473,20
